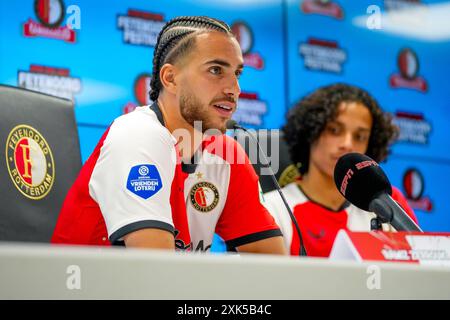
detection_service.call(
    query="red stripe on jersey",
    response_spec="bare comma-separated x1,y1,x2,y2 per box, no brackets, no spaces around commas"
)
170,146,191,250
52,128,111,245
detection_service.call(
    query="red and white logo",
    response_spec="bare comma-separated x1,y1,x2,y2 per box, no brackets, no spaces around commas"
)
403,169,433,212
300,0,344,19
231,22,264,70
134,73,152,106
190,182,220,213
18,64,81,101
123,73,152,114
23,0,76,43
5,125,55,200
35,0,65,27
390,48,427,92
234,92,268,127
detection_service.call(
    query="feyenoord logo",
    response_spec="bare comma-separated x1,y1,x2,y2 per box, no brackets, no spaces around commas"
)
231,22,264,70
403,169,424,200
398,48,419,80
402,168,432,212
123,73,152,114
190,182,219,213
231,22,253,55
134,73,152,105
390,48,427,92
5,125,55,200
35,0,65,28
23,0,76,43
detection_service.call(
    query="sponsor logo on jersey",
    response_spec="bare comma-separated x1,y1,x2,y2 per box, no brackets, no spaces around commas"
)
403,168,433,212
117,9,165,47
233,92,268,127
393,111,432,145
389,48,427,92
18,64,81,101
299,38,347,73
5,125,55,200
300,0,344,19
126,164,162,199
23,0,76,43
174,230,212,252
231,21,264,70
190,181,219,213
307,229,326,239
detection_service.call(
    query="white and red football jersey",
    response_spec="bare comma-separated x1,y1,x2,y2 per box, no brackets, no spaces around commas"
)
263,182,418,257
52,104,281,251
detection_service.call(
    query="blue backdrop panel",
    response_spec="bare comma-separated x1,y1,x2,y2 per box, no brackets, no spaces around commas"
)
382,156,450,232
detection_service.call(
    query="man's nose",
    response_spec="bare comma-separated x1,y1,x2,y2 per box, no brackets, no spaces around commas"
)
339,133,354,151
223,75,241,99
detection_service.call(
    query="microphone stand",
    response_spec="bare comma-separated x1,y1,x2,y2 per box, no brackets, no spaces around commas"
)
231,123,307,256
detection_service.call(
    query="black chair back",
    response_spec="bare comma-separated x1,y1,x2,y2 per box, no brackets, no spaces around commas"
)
0,85,81,242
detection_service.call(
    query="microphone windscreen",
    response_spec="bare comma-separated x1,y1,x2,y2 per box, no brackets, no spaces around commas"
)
226,119,238,130
334,153,392,211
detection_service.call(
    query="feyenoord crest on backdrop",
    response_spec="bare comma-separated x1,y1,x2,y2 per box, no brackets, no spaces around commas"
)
23,0,77,43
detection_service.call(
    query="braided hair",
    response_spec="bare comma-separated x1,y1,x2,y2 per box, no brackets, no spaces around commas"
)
149,16,233,101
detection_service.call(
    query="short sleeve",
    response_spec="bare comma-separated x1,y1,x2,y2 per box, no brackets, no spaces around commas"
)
88,113,177,243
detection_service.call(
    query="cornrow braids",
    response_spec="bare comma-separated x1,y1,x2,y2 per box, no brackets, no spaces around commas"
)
149,16,232,101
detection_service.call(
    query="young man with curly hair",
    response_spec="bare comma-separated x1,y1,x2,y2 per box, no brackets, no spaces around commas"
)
52,16,286,255
263,83,418,257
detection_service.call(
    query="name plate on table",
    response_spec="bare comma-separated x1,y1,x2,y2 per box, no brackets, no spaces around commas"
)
329,230,450,266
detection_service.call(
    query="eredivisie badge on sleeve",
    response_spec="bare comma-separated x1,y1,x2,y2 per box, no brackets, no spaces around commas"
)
5,125,55,200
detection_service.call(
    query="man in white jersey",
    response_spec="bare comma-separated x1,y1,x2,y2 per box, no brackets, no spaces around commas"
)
52,16,286,254
263,83,418,257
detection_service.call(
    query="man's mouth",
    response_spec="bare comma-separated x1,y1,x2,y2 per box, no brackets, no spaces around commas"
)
212,103,235,117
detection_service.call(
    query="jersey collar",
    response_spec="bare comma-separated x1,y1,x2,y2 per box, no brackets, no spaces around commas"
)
149,102,198,174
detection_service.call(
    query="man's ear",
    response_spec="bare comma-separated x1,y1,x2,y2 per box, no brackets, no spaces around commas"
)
159,63,178,95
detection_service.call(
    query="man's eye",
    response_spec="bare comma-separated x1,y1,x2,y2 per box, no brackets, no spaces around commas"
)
235,70,243,79
209,66,222,75
356,134,369,142
328,126,340,134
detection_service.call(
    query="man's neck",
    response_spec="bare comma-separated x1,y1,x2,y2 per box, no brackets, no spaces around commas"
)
298,165,346,211
157,97,203,163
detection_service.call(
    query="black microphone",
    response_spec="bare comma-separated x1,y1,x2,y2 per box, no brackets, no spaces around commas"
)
334,153,422,232
226,120,307,256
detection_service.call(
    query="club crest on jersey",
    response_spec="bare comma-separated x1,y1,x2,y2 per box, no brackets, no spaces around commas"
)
6,125,55,200
189,181,219,213
126,164,162,199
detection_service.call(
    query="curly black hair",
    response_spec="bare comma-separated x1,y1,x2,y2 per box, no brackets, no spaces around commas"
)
283,83,399,175
149,16,233,101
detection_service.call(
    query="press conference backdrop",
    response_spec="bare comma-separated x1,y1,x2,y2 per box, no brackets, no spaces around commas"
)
0,0,449,233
